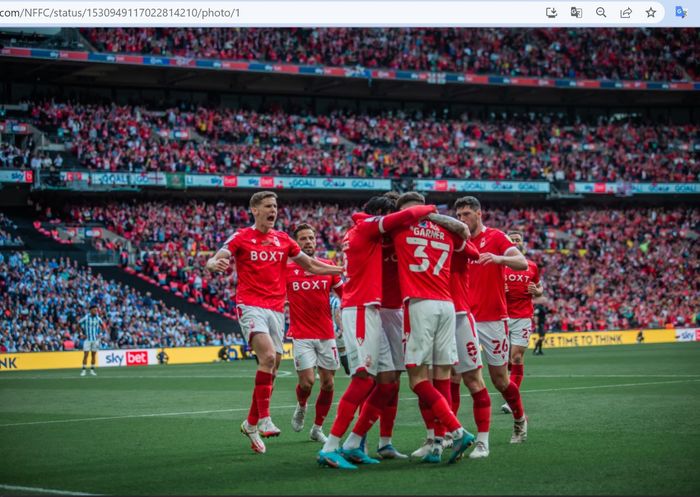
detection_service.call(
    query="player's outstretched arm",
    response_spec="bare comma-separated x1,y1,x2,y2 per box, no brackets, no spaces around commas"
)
205,249,231,274
293,253,344,276
380,204,437,233
427,213,470,239
478,247,528,270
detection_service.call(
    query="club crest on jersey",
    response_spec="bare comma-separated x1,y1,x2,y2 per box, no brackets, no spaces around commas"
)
273,236,281,247
480,238,486,248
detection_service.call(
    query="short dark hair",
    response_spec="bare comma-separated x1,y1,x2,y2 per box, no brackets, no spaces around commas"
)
363,196,396,216
507,229,524,238
383,191,400,202
454,196,481,211
396,192,425,210
293,223,316,239
250,191,277,208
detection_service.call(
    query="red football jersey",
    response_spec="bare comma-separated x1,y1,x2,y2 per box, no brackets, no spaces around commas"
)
222,227,301,313
450,240,480,314
341,213,384,308
391,219,465,302
505,260,540,319
286,259,342,339
468,226,516,322
381,242,403,309
341,205,437,308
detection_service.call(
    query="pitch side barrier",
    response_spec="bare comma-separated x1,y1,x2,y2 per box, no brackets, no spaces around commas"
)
1,331,696,372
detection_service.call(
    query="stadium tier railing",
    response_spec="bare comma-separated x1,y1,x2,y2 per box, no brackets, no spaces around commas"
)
1,169,698,196
2,46,699,92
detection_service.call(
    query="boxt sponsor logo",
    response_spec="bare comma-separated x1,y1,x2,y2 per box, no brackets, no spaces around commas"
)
126,350,149,366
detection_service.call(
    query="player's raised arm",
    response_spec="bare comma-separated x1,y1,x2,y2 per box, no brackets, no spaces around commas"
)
427,213,470,240
379,204,437,233
292,252,343,276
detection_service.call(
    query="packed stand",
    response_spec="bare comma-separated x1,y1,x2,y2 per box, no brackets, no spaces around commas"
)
483,206,699,331
81,28,698,81
0,213,23,247
58,201,699,333
64,201,350,314
28,101,700,182
0,252,239,352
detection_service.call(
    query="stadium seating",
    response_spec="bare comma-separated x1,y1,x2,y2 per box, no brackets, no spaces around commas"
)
81,28,697,81
21,101,699,182
57,201,699,332
0,252,238,352
0,213,23,247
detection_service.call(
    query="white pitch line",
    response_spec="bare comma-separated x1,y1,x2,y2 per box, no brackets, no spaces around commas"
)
0,378,698,429
0,484,102,496
527,374,700,378
519,378,700,394
1,372,695,381
0,371,293,380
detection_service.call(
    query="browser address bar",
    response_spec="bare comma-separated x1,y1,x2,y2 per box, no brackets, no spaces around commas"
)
0,1,666,26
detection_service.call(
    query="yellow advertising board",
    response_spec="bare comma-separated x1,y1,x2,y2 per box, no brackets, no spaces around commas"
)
161,343,293,365
0,351,84,371
527,328,676,349
0,330,681,372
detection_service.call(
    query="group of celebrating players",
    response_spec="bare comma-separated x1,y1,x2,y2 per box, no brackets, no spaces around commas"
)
205,190,542,469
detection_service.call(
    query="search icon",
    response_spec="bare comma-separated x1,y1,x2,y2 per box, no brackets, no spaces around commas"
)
596,6,606,16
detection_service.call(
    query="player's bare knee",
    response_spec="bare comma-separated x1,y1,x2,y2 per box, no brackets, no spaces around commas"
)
258,353,276,370
493,376,510,392
300,378,314,391
320,378,334,391
462,371,486,393
511,352,524,365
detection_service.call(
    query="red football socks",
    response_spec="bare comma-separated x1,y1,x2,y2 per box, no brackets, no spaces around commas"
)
418,397,436,430
351,383,395,436
379,382,399,438
254,370,274,419
502,381,525,419
247,388,259,426
296,384,312,407
413,380,461,433
329,376,375,438
510,363,524,388
432,379,452,438
451,381,461,415
471,387,491,433
314,388,334,426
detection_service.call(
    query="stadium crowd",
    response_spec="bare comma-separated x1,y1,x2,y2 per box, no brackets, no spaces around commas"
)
23,101,699,182
59,201,700,333
81,28,697,81
0,252,240,352
0,213,23,247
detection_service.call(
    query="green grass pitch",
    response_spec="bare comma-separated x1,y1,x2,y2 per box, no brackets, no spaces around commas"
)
1,342,698,495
